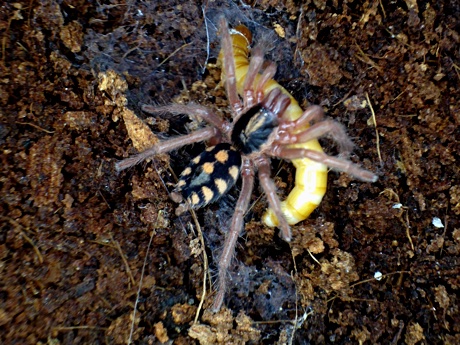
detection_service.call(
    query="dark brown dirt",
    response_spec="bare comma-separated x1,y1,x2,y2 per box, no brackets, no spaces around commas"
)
1,0,459,344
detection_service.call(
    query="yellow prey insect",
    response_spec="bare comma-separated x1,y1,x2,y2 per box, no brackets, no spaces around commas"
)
219,24,374,226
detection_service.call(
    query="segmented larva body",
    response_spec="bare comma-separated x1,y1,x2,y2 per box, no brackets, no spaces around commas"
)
219,25,328,226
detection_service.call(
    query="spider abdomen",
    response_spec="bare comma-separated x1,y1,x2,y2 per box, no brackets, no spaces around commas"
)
173,143,242,209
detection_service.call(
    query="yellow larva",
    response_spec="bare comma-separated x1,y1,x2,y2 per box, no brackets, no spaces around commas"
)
219,25,328,226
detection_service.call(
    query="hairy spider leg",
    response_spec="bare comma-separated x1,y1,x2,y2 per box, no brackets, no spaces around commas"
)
114,127,218,172
276,105,354,154
272,147,378,182
212,158,254,312
278,104,324,130
141,103,232,137
115,101,239,172
255,63,277,104
242,45,264,109
242,44,278,108
219,18,244,116
277,122,355,156
262,88,291,119
255,156,292,241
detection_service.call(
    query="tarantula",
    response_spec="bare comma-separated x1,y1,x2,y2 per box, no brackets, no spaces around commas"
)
115,18,377,311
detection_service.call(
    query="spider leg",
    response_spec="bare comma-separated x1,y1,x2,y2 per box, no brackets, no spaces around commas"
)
271,147,378,182
255,156,292,241
262,88,291,120
141,103,231,135
255,62,277,103
242,45,264,108
212,158,254,312
115,127,218,172
279,104,324,130
275,119,355,154
219,18,244,116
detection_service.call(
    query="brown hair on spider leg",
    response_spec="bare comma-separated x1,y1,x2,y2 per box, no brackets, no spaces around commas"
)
114,127,219,172
211,158,254,312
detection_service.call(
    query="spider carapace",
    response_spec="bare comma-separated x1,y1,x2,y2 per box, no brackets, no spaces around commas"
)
115,18,378,311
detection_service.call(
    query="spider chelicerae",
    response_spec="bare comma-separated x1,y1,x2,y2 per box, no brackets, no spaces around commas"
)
115,18,377,311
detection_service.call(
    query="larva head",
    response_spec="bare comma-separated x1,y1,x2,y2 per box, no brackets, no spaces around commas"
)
233,24,252,45
173,143,242,212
